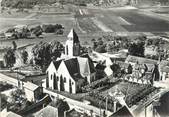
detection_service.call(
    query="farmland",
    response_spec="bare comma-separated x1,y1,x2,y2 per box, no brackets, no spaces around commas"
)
0,5,169,51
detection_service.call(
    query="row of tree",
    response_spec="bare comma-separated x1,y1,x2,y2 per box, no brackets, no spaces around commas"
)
3,41,28,68
32,41,64,71
91,36,145,57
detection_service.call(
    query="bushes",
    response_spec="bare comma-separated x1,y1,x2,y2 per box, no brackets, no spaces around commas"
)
42,24,64,33
1,0,37,8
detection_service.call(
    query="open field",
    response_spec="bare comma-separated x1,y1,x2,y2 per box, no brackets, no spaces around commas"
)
89,8,169,32
0,6,169,54
74,6,169,33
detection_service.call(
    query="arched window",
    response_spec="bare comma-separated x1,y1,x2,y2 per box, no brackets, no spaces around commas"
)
51,74,53,80
66,45,68,55
56,76,59,81
64,77,66,83
53,73,58,90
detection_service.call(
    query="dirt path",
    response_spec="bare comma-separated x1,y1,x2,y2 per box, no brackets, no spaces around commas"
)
91,17,113,32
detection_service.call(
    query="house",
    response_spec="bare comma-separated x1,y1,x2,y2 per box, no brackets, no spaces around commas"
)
125,55,161,84
109,106,134,117
0,58,4,68
0,54,5,68
155,91,169,117
125,55,158,66
23,82,43,102
125,55,169,82
34,105,58,117
159,60,169,81
46,29,96,94
1,108,22,117
22,74,46,86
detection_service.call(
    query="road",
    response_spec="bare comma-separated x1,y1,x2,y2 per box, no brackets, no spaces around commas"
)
0,72,113,116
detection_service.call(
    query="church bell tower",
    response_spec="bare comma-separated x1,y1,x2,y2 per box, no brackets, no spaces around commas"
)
65,29,80,57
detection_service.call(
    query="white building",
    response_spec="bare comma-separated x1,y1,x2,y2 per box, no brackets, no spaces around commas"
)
45,29,96,94
159,60,169,81
23,82,43,102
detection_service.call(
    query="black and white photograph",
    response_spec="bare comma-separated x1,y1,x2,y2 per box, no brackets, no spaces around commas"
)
0,0,169,117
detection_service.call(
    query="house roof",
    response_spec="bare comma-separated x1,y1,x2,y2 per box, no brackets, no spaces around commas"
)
110,106,133,117
155,91,169,117
67,29,79,43
34,105,58,117
66,109,83,117
116,61,130,69
6,112,22,117
125,55,158,65
23,82,39,91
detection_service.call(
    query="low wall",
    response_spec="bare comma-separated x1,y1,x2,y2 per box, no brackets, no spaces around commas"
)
43,88,113,116
17,95,51,115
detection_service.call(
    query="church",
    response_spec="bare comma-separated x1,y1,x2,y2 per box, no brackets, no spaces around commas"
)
45,29,96,94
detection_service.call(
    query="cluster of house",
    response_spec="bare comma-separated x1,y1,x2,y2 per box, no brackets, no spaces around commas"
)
42,29,169,94
1,29,169,117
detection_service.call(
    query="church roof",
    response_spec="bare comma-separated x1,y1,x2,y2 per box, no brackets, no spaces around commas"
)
80,54,96,73
67,29,79,43
77,57,89,75
64,58,83,81
53,60,62,70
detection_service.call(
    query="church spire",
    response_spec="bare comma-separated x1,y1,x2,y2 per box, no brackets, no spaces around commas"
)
67,28,79,43
65,29,80,57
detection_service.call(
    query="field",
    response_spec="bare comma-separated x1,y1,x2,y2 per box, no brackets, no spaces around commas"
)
76,7,169,32
0,6,169,62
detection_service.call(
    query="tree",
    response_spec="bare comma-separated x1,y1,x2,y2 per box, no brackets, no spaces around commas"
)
12,41,17,50
91,38,96,42
110,63,121,77
32,41,63,72
30,25,43,37
21,49,28,64
128,41,145,57
4,48,16,68
128,64,133,74
152,64,160,81
95,44,106,53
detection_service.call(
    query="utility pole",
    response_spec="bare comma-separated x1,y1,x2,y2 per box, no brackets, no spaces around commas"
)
99,101,102,117
0,92,1,113
145,106,147,117
106,96,108,115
